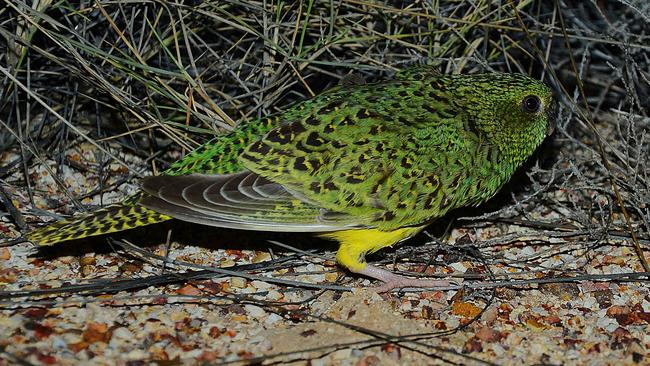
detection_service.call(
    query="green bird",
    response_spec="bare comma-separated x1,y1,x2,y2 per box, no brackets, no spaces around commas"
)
24,66,557,291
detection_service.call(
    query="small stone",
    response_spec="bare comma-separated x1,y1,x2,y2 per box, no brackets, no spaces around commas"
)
176,284,202,296
449,262,468,273
51,336,67,349
230,277,247,288
244,304,266,318
79,256,96,266
381,343,401,360
496,287,517,300
452,301,482,318
221,258,236,268
119,262,143,274
80,264,95,277
112,327,133,340
596,314,620,332
266,290,283,301
0,247,11,260
264,313,283,326
325,271,339,283
250,280,272,290
356,355,380,366
252,252,272,263
480,306,498,324
540,282,580,300
475,326,502,342
464,337,482,353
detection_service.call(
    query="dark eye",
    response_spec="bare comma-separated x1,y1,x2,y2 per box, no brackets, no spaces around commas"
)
522,95,542,113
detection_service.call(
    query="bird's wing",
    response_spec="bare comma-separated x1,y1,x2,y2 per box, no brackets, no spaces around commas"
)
138,170,362,232
142,77,474,232
239,77,474,229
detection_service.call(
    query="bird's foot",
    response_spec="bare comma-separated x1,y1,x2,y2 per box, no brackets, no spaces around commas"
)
355,264,460,293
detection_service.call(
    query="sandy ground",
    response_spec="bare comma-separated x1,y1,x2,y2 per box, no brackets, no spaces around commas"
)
1,143,649,366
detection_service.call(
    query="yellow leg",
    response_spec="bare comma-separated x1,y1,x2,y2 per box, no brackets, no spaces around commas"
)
320,226,426,271
319,225,459,292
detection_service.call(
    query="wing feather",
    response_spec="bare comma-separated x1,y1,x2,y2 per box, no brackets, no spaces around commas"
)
139,171,362,232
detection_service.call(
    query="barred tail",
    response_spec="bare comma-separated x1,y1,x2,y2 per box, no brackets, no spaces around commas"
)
26,203,171,245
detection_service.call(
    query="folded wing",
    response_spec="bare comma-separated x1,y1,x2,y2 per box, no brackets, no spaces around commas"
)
138,171,361,232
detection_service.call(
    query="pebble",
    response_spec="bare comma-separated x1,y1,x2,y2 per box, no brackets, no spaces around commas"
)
449,262,468,273
595,314,619,332
230,277,247,288
111,327,133,340
0,247,11,260
244,305,266,318
252,252,272,263
266,290,283,301
264,313,283,326
52,337,67,349
250,280,272,290
126,349,148,360
311,358,328,366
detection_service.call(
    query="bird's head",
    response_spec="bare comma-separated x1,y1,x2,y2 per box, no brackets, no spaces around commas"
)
450,73,557,163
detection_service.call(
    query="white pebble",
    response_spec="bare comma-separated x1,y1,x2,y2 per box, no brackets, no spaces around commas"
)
595,314,619,332
251,280,272,290
51,337,67,349
244,304,266,318
265,313,283,326
112,327,133,340
449,262,468,273
266,290,283,301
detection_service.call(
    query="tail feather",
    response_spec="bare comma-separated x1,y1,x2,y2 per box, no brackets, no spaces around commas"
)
26,202,171,245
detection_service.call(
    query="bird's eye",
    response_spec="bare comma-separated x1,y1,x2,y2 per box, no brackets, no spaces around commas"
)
522,95,542,114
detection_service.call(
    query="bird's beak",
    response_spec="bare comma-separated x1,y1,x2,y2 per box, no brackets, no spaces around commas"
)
546,98,558,136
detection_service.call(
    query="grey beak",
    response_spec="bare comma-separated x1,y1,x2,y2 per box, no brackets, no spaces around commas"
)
546,98,558,136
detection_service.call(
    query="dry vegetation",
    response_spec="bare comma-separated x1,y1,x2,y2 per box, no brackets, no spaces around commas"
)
0,0,649,365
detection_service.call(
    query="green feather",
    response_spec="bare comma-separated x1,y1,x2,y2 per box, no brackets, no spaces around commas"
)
26,68,556,247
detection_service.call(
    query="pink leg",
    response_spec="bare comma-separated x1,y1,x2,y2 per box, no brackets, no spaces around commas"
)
354,264,460,293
